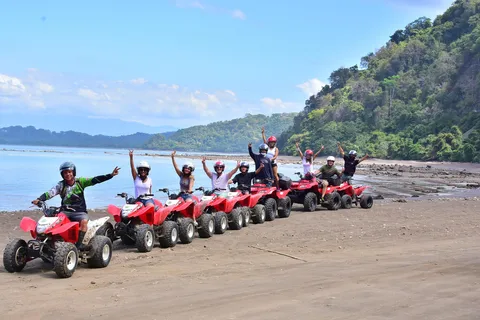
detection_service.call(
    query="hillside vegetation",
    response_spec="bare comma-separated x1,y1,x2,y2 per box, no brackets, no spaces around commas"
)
278,0,480,163
145,113,297,153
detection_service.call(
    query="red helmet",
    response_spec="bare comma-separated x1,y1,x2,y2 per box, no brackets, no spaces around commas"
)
267,136,277,143
214,161,225,170
305,149,314,157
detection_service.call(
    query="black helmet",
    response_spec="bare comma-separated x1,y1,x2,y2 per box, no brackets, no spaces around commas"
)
59,161,76,178
239,161,249,169
258,143,268,153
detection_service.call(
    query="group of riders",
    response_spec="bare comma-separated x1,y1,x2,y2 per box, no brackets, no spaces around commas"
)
31,127,368,251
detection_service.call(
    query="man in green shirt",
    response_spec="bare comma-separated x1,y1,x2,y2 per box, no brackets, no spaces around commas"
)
317,156,342,201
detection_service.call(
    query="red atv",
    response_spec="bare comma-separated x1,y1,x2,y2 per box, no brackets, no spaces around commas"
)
107,192,179,252
3,201,113,278
246,179,292,223
327,181,374,209
289,172,342,211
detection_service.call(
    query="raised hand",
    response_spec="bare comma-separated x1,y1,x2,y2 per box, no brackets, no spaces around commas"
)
129,150,134,157
248,142,252,148
112,166,121,176
171,151,176,158
201,156,206,164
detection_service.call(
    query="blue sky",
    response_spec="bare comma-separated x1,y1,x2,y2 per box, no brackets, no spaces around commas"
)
0,0,454,135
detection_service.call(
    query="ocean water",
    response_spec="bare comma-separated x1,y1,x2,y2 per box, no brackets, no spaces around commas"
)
0,145,309,212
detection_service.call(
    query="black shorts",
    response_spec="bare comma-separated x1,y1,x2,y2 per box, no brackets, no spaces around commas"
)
272,163,277,168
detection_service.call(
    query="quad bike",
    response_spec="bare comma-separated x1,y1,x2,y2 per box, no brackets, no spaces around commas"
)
325,179,374,210
288,172,342,212
107,193,179,252
246,179,292,223
3,201,113,278
199,187,251,231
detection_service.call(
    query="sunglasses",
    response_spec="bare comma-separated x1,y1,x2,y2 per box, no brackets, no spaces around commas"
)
138,168,148,172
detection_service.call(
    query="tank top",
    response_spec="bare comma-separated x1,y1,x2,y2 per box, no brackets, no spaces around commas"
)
134,176,152,198
266,146,277,164
302,158,314,174
211,172,229,191
179,174,193,192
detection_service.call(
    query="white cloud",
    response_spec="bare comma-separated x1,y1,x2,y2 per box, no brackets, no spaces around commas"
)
260,97,302,113
0,73,52,109
0,74,26,96
296,78,327,96
130,78,148,85
232,9,246,20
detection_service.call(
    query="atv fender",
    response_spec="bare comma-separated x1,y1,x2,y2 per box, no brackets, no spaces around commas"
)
275,189,290,198
129,205,155,225
107,204,122,223
50,221,80,243
83,217,111,245
208,197,227,212
20,217,37,238
355,186,369,196
173,201,195,218
246,193,263,207
153,207,174,225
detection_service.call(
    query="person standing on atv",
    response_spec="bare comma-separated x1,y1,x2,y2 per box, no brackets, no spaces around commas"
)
228,161,264,194
31,161,120,250
248,143,275,187
129,150,154,207
316,156,342,202
171,151,195,202
295,141,324,178
202,157,240,193
261,127,280,189
337,142,369,183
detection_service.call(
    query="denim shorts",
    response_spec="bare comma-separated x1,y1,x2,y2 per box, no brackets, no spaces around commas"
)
179,193,193,201
139,198,155,206
66,211,89,222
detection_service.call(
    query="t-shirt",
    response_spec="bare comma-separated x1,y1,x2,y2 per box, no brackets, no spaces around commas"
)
318,165,341,180
302,158,314,174
266,146,277,164
134,176,152,198
343,155,360,175
179,174,194,192
211,172,230,191
248,147,274,181
232,172,256,190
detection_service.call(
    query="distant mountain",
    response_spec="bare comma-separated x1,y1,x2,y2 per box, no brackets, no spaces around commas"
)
144,113,298,153
0,126,154,149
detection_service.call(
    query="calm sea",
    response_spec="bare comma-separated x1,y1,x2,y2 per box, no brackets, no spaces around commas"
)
0,144,306,212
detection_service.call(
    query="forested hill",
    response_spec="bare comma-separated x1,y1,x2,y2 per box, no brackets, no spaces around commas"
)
144,113,297,152
278,0,480,163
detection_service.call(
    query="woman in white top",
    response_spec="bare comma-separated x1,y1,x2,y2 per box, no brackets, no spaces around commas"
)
201,157,240,196
295,141,324,179
129,150,154,207
262,127,280,189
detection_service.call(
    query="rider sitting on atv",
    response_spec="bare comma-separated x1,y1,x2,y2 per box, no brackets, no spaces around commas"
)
129,150,154,207
229,161,264,194
32,161,120,250
316,156,342,202
202,157,240,195
171,151,195,201
295,141,324,179
248,143,275,187
261,127,280,189
337,142,369,184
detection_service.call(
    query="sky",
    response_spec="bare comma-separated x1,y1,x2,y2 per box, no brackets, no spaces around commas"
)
0,0,454,136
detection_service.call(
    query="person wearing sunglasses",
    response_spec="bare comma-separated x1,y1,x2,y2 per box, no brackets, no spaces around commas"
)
129,150,154,207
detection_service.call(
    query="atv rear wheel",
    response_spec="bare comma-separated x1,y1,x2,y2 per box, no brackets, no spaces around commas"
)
197,214,214,238
53,242,78,278
264,198,277,221
360,195,374,209
3,238,28,273
341,195,352,209
228,207,244,230
87,235,113,268
96,222,115,243
242,207,251,227
178,218,195,244
213,212,228,234
159,221,178,248
252,204,266,224
303,192,317,212
135,225,155,252
324,191,341,210
277,197,292,218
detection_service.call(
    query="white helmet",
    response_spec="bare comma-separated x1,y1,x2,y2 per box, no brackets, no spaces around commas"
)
137,161,150,172
349,150,357,156
182,162,195,172
326,156,335,162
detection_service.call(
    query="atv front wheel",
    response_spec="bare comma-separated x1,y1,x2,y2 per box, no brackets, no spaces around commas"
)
3,238,28,273
264,198,277,221
135,225,155,252
213,212,228,234
197,214,214,238
324,191,341,210
96,222,115,243
251,204,266,224
277,197,292,218
303,192,317,212
159,221,179,248
54,242,78,278
228,207,244,230
341,195,352,209
87,235,113,268
242,207,251,227
178,218,195,244
360,195,374,209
